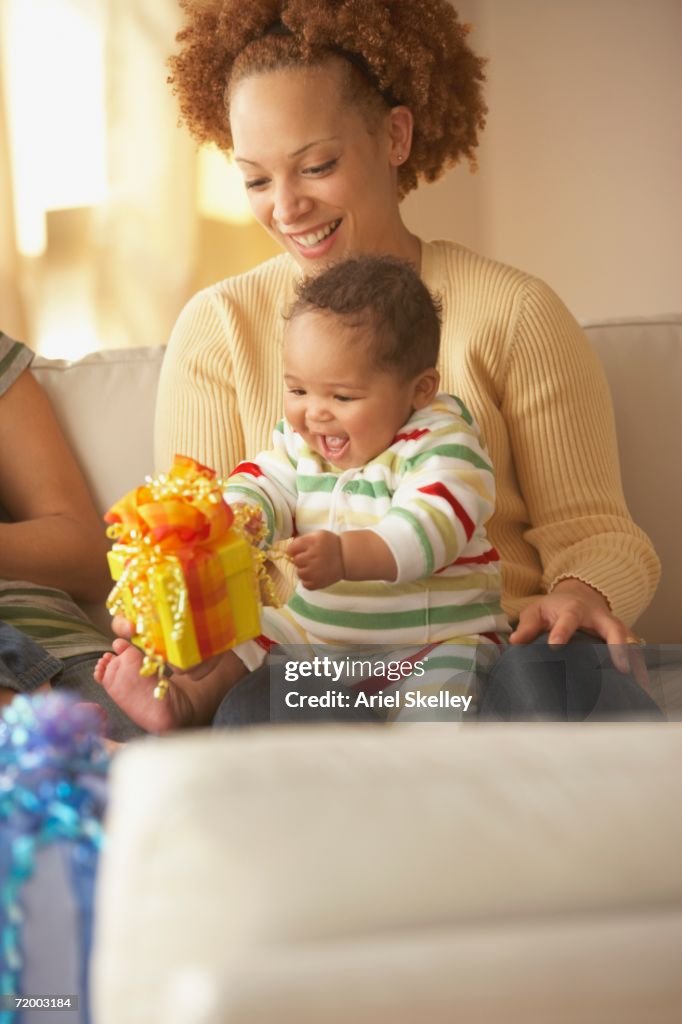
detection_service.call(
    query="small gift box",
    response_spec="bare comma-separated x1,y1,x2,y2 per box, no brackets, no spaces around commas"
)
105,455,262,687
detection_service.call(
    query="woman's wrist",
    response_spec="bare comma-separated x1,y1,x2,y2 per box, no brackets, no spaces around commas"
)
550,577,611,610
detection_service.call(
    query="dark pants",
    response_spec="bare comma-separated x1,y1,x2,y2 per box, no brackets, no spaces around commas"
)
213,631,665,728
0,621,144,741
0,621,61,690
478,631,665,721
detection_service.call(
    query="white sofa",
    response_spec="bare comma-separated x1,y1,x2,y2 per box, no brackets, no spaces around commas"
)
94,724,682,1024
30,316,682,1023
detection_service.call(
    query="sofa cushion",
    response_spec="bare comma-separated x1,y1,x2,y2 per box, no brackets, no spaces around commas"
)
32,347,164,517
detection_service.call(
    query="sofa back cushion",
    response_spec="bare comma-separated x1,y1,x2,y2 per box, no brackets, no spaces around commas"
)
32,347,163,516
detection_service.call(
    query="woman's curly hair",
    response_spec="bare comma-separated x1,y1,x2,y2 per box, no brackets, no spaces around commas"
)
168,0,487,198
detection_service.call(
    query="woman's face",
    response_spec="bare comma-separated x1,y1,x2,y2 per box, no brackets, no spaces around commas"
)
230,64,408,271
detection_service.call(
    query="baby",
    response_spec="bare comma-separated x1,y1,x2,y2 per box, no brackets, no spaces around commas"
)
95,254,509,730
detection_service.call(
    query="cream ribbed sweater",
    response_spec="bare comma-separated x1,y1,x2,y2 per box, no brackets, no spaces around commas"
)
154,240,660,624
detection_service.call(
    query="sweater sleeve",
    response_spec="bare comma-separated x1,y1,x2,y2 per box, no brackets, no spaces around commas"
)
368,411,497,584
225,422,298,545
502,277,660,624
153,288,246,476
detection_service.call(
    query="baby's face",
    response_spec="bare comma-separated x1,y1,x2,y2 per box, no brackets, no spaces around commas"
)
283,311,417,469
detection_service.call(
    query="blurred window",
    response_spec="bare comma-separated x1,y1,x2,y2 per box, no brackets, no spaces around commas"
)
3,0,106,257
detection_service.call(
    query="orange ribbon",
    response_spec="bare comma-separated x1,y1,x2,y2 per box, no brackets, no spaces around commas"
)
105,455,239,684
105,454,234,548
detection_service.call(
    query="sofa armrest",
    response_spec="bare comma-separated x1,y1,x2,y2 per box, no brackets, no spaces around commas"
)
92,724,682,1022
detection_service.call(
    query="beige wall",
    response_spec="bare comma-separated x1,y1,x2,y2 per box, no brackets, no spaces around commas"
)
403,0,682,320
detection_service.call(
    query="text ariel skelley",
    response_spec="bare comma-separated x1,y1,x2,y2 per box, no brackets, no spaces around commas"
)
284,689,473,712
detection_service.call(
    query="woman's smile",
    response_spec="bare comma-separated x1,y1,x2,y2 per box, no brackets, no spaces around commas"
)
284,218,343,258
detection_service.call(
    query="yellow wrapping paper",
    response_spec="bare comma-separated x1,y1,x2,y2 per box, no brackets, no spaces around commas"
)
104,455,269,694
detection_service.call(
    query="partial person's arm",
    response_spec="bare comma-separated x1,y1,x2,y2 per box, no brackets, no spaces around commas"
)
0,370,111,602
502,277,660,651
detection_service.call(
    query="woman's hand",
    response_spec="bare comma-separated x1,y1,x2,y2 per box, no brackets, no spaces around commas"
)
510,578,648,685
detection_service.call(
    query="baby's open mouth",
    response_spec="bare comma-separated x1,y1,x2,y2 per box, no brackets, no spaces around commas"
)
318,434,349,461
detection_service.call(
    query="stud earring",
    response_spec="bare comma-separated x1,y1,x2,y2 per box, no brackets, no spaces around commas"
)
396,151,404,163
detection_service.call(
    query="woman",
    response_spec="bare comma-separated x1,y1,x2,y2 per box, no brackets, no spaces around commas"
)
134,0,660,725
0,330,142,739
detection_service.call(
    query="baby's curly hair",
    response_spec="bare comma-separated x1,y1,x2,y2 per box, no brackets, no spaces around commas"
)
168,0,487,198
285,254,442,379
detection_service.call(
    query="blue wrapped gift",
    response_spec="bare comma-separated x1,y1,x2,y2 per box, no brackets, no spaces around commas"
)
0,694,109,1024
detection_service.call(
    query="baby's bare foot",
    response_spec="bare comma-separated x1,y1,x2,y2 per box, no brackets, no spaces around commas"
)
94,639,193,733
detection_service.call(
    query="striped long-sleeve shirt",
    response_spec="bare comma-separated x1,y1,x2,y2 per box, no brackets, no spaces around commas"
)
226,394,509,646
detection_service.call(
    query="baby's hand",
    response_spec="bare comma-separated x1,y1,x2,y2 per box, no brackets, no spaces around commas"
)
288,531,344,590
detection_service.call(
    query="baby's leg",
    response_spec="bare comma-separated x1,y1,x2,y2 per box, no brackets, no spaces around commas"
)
94,639,248,733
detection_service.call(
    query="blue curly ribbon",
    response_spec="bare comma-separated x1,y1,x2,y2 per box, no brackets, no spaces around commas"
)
0,694,109,1024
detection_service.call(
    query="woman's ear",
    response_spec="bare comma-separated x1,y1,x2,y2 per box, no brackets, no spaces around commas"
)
411,368,440,410
387,105,414,167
